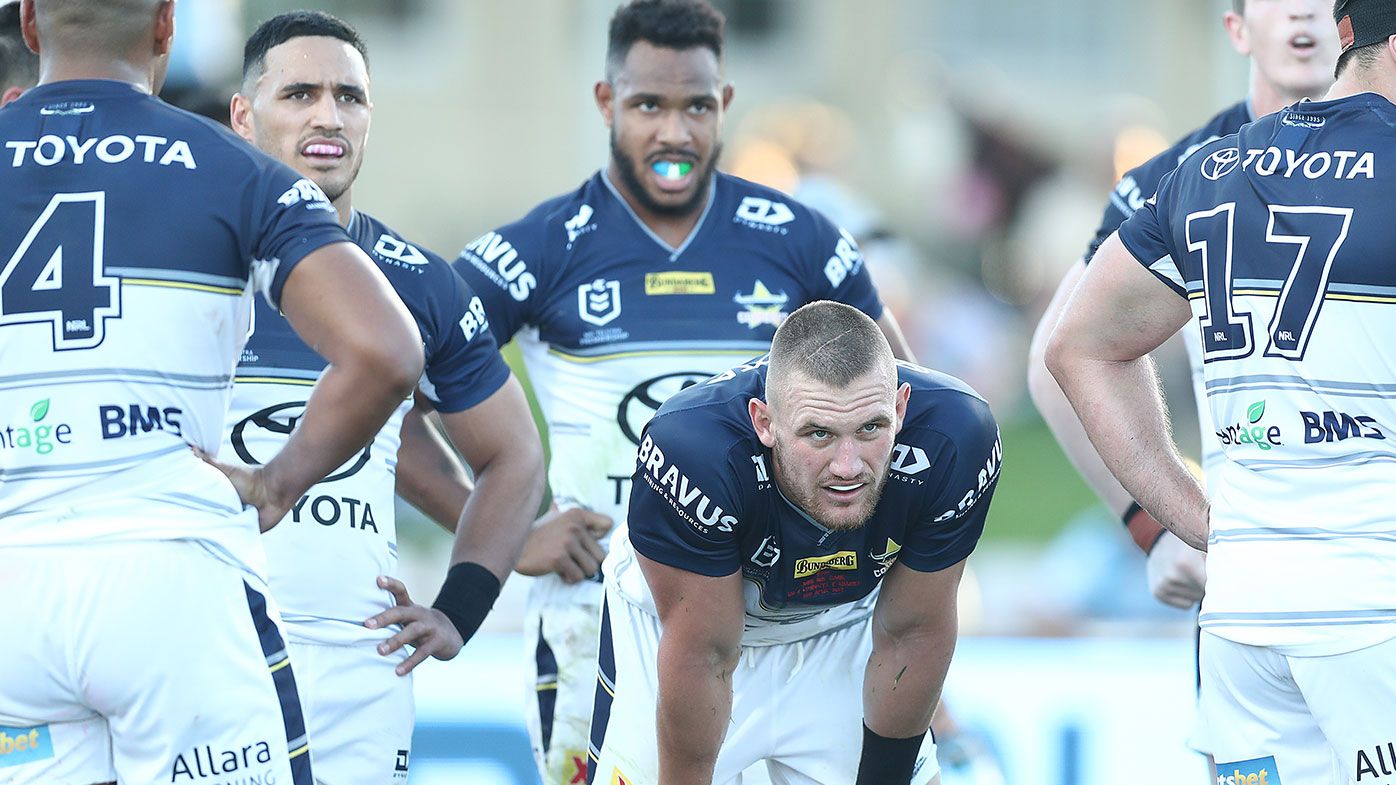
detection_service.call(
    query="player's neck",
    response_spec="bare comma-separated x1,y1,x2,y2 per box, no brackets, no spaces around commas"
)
1248,68,1327,118
606,161,704,248
1324,70,1396,105
333,193,353,228
37,58,155,95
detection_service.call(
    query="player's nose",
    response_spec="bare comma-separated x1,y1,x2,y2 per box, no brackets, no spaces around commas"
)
310,93,345,130
655,109,693,146
827,440,866,479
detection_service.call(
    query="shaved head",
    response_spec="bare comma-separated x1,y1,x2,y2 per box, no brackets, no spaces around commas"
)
31,0,164,57
765,301,895,410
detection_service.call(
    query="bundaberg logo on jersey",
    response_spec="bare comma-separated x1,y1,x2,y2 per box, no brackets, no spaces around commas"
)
169,739,273,783
793,551,857,579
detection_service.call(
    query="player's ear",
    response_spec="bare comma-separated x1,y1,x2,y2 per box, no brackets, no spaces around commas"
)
1222,8,1251,56
894,383,910,432
0,86,23,108
19,0,38,55
152,0,175,57
721,82,734,112
595,80,615,127
228,93,255,143
749,397,776,448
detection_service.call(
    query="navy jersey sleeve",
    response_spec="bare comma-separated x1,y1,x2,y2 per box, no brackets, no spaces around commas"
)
1081,167,1147,264
900,395,1003,573
418,256,512,414
247,166,351,309
1115,165,1189,299
452,210,547,344
626,412,745,577
802,206,884,319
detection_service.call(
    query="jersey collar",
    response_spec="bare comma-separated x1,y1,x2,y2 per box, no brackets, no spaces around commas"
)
599,168,718,262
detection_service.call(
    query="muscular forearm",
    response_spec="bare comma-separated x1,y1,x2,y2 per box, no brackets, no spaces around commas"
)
1049,353,1208,550
864,625,955,739
396,408,472,534
1028,262,1132,517
262,364,416,510
656,635,738,785
447,449,544,582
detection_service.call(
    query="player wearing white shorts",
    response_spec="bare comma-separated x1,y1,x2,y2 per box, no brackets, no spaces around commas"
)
450,4,912,783
1049,2,1396,780
222,11,545,785
592,302,1001,785
0,2,423,784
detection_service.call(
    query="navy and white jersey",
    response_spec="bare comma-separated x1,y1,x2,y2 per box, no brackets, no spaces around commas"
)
0,79,347,568
222,209,510,645
606,357,1001,645
1118,94,1396,656
453,170,884,534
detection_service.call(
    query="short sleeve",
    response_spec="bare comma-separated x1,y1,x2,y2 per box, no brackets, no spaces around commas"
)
1081,170,1145,263
1115,165,1189,299
803,207,884,319
452,213,547,344
418,261,512,414
899,395,1003,573
247,165,351,309
626,412,745,577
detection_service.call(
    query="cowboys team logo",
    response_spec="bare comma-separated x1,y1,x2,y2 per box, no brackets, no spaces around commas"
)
871,537,902,578
1201,147,1241,181
578,278,621,326
617,371,709,445
735,280,789,328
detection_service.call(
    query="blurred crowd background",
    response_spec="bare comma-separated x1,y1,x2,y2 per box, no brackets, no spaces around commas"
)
165,1,1249,782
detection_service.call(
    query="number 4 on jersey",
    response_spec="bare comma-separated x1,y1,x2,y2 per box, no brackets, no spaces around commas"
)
0,192,120,350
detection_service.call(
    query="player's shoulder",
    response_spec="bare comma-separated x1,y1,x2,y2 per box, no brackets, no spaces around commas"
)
647,356,766,445
492,174,599,243
1122,100,1252,192
716,171,839,239
898,361,998,446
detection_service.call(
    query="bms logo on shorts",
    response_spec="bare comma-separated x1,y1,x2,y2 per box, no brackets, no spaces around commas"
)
0,725,53,769
1215,755,1280,785
617,372,709,446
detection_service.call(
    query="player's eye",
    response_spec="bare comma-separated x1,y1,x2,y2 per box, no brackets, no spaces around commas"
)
286,91,310,101
689,102,710,115
637,100,659,112
859,423,880,434
810,429,830,440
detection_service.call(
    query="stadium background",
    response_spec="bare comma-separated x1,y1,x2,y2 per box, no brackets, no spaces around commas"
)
169,1,1246,782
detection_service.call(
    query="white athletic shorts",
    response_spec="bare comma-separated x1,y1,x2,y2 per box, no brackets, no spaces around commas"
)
290,641,414,785
587,583,939,785
0,540,312,785
524,574,605,785
1199,631,1396,785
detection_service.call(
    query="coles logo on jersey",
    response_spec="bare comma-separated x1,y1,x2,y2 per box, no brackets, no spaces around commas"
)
734,196,795,234
0,399,73,456
793,551,857,579
459,232,537,302
617,372,709,445
1216,400,1282,451
373,234,428,268
1202,148,1241,181
734,280,789,329
564,203,596,246
637,431,737,533
0,724,53,768
1215,755,1280,785
578,278,622,326
276,178,333,211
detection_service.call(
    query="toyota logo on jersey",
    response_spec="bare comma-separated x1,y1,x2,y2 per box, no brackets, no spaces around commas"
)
617,371,710,445
1201,147,1241,181
231,401,372,482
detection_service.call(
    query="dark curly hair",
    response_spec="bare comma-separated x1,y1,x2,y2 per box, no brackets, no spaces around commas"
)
606,0,725,79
